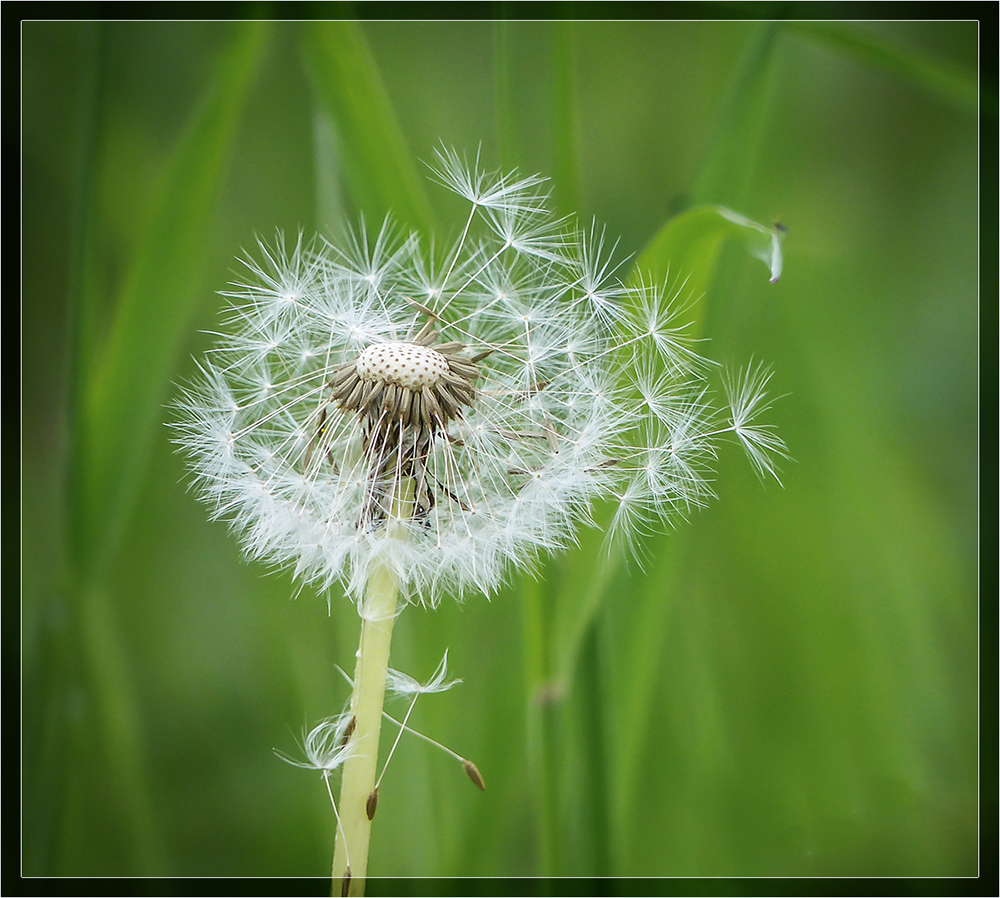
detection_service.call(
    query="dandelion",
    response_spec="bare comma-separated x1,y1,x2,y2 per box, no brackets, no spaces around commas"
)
173,147,785,891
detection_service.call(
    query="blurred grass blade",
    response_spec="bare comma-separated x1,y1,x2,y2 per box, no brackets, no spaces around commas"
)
493,18,518,169
73,20,268,579
301,21,435,235
604,534,685,868
789,20,983,115
78,583,168,872
549,513,619,689
691,21,779,207
551,19,581,215
551,210,786,788
631,204,784,335
66,22,105,414
313,107,348,231
547,27,781,871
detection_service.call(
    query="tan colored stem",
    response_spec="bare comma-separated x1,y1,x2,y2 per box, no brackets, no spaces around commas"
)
331,481,412,896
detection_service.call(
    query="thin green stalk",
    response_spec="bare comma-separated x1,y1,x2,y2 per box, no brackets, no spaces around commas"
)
690,20,779,208
301,20,435,237
332,571,397,895
551,19,580,216
493,16,518,169
576,621,611,876
78,584,166,873
332,481,413,896
788,20,982,115
521,573,558,877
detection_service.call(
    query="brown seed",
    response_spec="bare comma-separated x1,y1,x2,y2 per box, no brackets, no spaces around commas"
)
361,381,385,416
423,388,443,426
437,390,460,420
463,759,486,791
414,319,438,344
341,716,356,746
341,866,352,897
329,363,356,389
448,359,480,380
366,787,379,820
403,297,440,323
344,377,366,410
409,390,423,428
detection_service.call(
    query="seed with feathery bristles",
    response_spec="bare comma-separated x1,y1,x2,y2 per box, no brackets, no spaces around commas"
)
173,148,784,606
328,336,482,529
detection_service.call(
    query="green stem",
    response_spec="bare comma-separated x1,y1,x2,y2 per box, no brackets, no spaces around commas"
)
493,16,518,169
331,481,412,896
551,18,580,216
521,573,558,877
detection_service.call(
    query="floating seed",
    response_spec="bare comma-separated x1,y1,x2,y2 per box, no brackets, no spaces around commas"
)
463,759,486,791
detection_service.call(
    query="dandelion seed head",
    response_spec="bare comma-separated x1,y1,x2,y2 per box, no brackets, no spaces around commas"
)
356,341,451,390
172,149,785,608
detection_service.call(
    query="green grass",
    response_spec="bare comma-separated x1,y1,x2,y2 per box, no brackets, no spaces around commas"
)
22,17,981,882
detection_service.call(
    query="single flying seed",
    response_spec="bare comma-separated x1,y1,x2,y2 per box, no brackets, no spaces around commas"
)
463,759,486,791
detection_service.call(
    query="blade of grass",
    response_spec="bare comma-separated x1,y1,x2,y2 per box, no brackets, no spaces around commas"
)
632,203,784,334
25,24,105,873
603,532,685,872
547,201,784,694
78,583,168,872
59,21,267,875
599,23,785,869
520,573,559,877
65,22,105,420
72,20,268,582
788,20,983,116
301,20,435,236
690,21,779,208
313,107,348,232
492,16,569,877
493,17,518,170
551,20,784,675
551,19,580,215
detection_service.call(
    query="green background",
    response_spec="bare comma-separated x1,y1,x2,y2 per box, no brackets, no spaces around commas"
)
21,12,984,885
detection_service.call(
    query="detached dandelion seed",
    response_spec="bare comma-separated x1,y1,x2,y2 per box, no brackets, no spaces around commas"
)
173,147,785,892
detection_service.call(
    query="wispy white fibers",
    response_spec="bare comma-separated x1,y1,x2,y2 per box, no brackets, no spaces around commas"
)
173,148,786,608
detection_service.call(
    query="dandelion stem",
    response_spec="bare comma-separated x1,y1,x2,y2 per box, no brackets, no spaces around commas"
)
331,480,413,896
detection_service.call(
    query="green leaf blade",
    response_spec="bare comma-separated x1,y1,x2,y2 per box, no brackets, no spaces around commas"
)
73,20,269,580
301,21,435,236
789,21,984,116
631,204,784,337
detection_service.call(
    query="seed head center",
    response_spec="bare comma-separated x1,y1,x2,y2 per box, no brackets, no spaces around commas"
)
356,341,449,391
